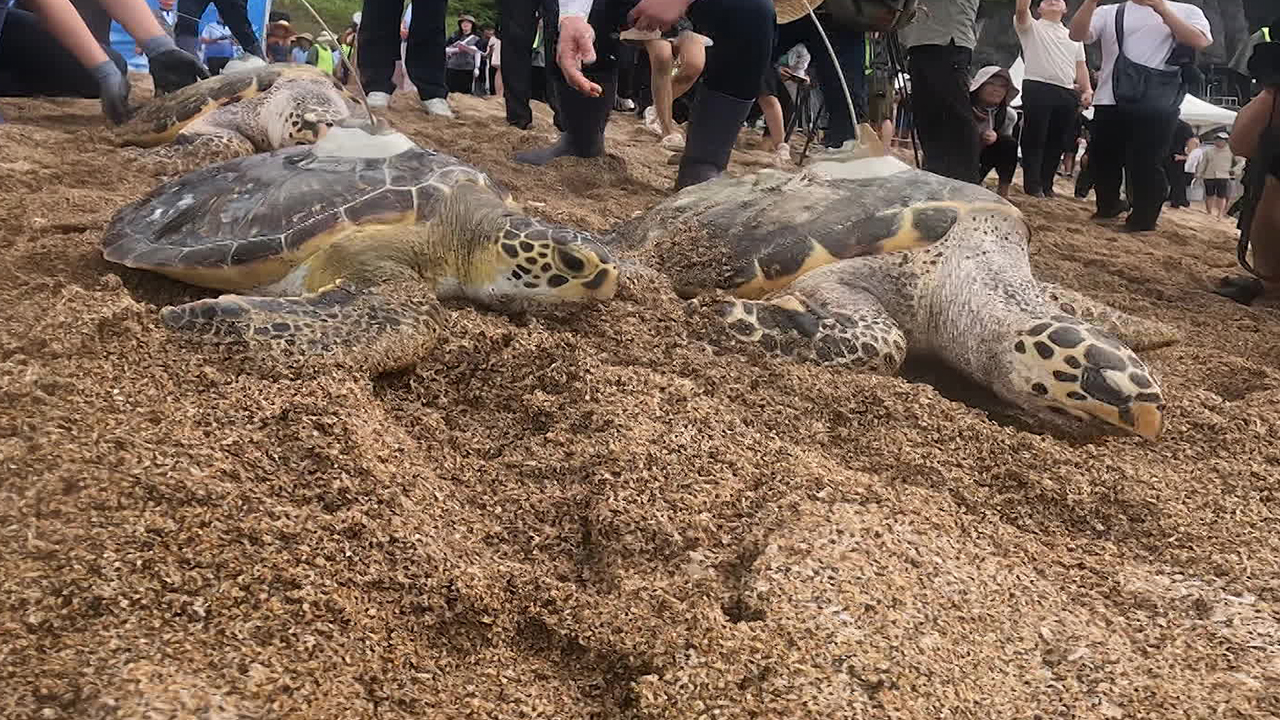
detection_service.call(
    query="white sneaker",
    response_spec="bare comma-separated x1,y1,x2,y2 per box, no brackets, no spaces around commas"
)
366,91,391,109
643,105,663,136
422,98,454,117
660,132,685,151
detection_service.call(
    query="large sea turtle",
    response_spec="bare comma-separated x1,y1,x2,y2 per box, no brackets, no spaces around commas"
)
610,133,1179,440
101,121,619,349
116,63,355,164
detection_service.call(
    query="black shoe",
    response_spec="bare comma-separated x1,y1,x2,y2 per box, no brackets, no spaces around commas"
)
1213,277,1265,305
1043,187,1057,199
515,76,615,166
1120,222,1156,233
1092,201,1130,221
675,88,753,190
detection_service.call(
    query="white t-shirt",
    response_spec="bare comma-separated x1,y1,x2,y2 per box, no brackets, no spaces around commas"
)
1016,17,1085,90
1184,146,1204,173
1086,1,1212,106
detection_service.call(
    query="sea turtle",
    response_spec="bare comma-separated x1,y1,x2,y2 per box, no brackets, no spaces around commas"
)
610,132,1179,440
101,120,620,349
116,63,355,164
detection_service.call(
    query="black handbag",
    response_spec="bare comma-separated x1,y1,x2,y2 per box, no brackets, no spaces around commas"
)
1111,2,1186,109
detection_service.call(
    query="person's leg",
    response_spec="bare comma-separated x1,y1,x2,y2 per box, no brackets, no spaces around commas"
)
645,38,677,136
671,31,704,99
1039,87,1076,197
1088,106,1127,217
1018,81,1052,196
357,0,402,97
994,134,1018,197
908,43,979,183
802,24,862,148
174,0,211,55
758,93,786,152
677,0,774,188
1166,159,1188,207
210,0,264,56
498,0,537,128
404,0,448,103
514,0,622,165
1124,106,1177,230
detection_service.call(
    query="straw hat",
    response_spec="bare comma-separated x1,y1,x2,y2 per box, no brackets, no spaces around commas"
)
775,0,825,24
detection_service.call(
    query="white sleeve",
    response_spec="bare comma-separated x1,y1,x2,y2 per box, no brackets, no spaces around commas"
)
559,0,593,20
1184,6,1212,44
1086,6,1109,45
1075,41,1085,62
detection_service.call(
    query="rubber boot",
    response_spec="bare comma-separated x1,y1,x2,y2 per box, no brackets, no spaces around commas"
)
514,75,615,166
675,88,752,191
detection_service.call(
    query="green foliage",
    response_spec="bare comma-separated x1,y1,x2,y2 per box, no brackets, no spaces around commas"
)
272,0,497,36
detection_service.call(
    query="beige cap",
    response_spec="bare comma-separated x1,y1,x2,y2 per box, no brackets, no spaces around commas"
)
775,0,826,25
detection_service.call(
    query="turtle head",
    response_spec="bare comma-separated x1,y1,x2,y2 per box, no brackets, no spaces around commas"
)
1001,317,1165,440
486,219,619,304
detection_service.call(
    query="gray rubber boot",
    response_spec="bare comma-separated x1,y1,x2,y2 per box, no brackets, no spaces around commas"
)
675,88,752,190
515,75,616,166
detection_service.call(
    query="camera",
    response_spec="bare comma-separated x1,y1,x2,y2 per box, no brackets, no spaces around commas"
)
1249,39,1280,87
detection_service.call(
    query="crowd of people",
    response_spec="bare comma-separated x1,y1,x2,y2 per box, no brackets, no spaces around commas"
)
0,0,1276,300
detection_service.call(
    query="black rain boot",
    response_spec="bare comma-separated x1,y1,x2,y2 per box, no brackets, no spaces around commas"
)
514,75,615,166
675,88,752,191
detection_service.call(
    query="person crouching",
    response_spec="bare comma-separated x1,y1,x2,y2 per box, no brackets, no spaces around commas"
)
970,66,1020,198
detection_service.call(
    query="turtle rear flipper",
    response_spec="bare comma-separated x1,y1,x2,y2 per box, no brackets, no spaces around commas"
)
705,287,907,375
160,281,443,353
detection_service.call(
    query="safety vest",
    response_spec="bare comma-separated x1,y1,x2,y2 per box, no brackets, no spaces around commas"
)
315,46,334,74
1263,27,1271,43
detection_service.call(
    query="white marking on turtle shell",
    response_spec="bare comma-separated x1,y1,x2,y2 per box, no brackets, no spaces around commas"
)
312,126,417,159
805,155,912,181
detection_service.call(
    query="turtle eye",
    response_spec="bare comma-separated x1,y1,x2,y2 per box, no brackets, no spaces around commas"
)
554,247,586,275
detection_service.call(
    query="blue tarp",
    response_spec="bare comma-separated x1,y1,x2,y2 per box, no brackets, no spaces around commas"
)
110,0,272,71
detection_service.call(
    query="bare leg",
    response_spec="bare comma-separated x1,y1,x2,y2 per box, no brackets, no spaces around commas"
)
645,39,677,138
671,31,706,100
757,93,788,166
495,68,504,98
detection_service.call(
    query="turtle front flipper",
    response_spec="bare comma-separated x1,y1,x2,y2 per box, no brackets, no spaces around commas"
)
705,287,906,374
160,281,443,353
136,127,259,175
1038,282,1180,351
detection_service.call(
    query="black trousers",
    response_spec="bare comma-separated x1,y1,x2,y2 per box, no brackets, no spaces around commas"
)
908,42,980,184
359,0,447,100
979,134,1019,185
574,0,773,101
499,0,561,129
1167,161,1191,207
175,0,261,57
1089,104,1178,227
774,16,865,148
0,7,123,97
1020,79,1078,195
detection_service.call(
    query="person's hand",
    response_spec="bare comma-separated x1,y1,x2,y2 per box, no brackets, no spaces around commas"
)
626,0,693,32
149,47,210,95
557,16,600,97
1130,0,1167,12
99,72,131,125
400,25,408,39
1080,88,1094,108
474,67,480,77
981,129,997,146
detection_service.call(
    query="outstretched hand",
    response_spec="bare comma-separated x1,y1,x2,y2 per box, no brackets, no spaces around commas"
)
557,16,601,97
149,47,210,96
626,0,692,31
